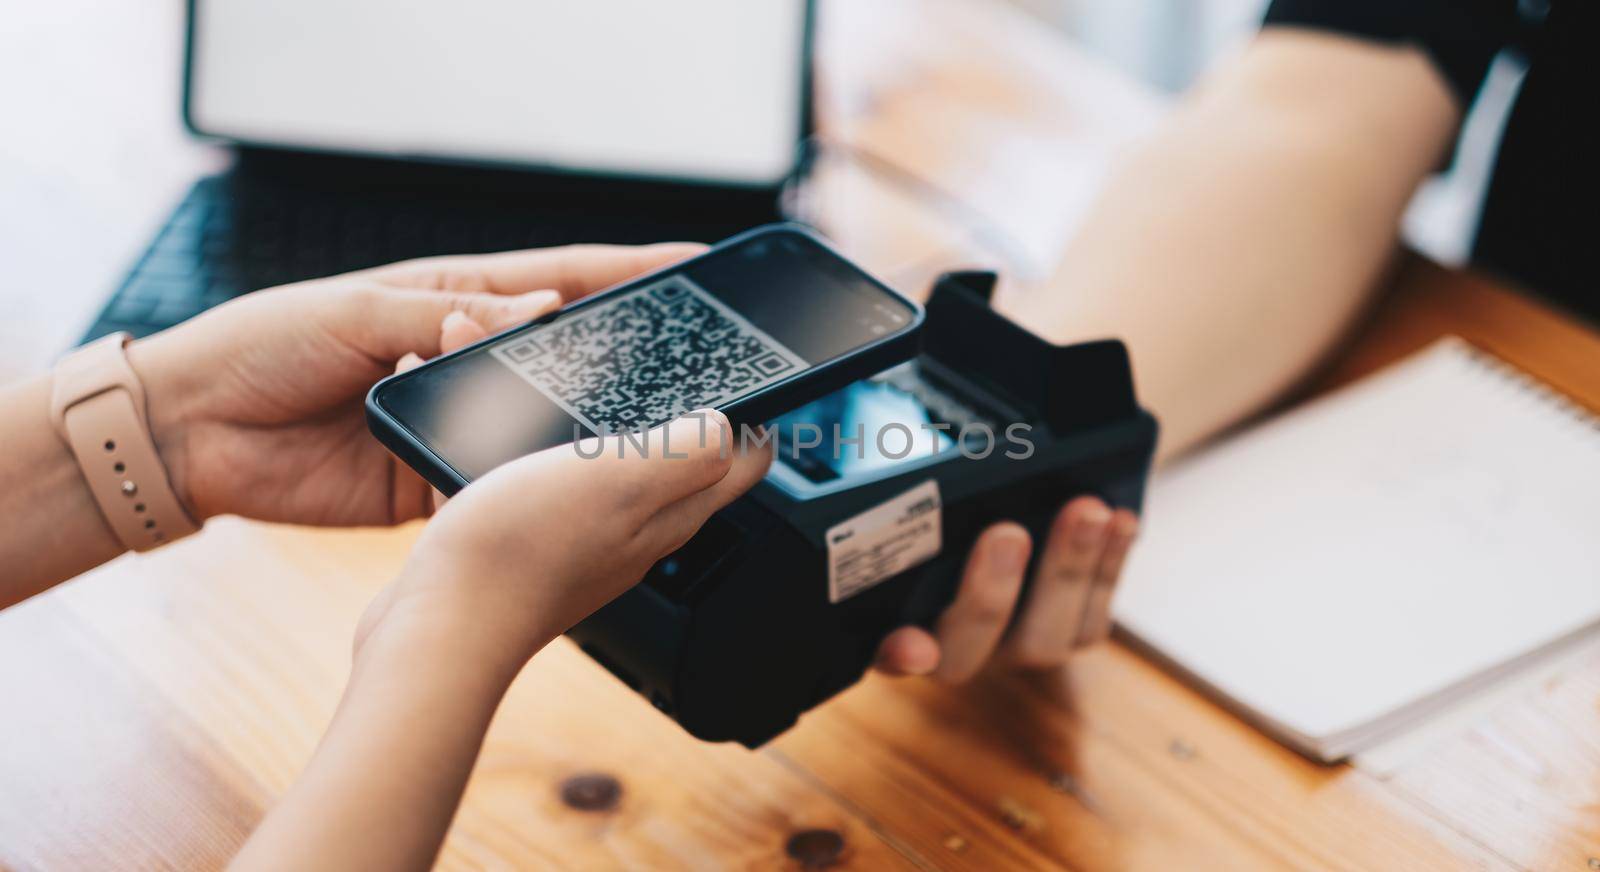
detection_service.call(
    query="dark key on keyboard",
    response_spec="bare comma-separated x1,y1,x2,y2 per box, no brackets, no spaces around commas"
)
80,171,751,344
84,178,569,340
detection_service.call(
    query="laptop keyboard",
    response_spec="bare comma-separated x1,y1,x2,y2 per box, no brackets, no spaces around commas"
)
84,175,699,342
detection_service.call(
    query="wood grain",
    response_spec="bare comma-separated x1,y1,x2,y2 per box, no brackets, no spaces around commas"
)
13,520,918,871
775,652,1507,872
1381,660,1600,872
0,597,264,871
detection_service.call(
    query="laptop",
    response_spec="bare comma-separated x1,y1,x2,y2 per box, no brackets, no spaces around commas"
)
82,0,814,342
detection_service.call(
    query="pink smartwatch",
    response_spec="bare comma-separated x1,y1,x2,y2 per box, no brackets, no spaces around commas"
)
50,333,200,552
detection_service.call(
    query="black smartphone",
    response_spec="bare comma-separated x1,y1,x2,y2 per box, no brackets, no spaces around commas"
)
366,225,924,496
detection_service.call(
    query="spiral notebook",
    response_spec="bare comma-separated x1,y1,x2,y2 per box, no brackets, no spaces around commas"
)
1115,338,1600,762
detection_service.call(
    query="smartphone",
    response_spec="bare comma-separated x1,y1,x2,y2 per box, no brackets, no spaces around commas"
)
366,224,924,495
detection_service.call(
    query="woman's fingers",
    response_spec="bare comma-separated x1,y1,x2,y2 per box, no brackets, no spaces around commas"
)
363,242,707,299
1076,509,1138,645
639,435,773,555
341,242,707,367
874,626,941,676
346,286,562,363
930,522,1032,684
574,410,738,518
1003,496,1111,668
439,309,489,351
550,411,769,567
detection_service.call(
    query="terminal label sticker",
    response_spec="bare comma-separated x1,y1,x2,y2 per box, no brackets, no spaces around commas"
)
826,479,943,604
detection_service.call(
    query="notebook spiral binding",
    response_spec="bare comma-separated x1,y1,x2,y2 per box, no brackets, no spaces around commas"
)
1448,336,1600,434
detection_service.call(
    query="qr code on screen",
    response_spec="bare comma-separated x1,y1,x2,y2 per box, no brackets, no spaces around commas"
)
490,275,808,433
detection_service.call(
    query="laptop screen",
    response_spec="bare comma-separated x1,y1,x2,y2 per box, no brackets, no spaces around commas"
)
186,1,810,188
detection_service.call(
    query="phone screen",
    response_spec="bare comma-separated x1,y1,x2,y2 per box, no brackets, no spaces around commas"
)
375,230,917,481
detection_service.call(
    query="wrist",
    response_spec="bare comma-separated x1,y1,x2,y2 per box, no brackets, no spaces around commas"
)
0,374,127,598
352,603,524,715
124,334,206,521
361,560,562,689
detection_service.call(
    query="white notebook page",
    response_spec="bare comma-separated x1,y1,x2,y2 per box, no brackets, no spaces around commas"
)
1115,339,1600,752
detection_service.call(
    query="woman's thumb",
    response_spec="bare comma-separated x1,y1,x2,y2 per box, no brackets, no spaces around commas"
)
348,285,561,361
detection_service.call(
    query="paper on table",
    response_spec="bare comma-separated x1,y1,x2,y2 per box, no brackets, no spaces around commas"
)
1114,338,1600,760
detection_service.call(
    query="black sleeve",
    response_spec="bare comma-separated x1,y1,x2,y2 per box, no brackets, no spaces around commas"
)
1263,0,1521,107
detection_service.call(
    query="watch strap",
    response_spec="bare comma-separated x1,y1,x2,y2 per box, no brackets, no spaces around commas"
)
50,333,200,552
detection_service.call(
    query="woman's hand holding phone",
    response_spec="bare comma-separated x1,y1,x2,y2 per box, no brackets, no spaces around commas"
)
122,242,704,528
357,411,773,679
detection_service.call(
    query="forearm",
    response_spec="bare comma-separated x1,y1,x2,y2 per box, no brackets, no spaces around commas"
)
1004,31,1459,460
0,338,206,605
231,591,545,872
0,373,124,605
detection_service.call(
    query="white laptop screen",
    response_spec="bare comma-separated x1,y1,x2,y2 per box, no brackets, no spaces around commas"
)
187,1,809,187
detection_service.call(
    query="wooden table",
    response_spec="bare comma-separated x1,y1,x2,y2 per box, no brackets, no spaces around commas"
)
5,2,1600,871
